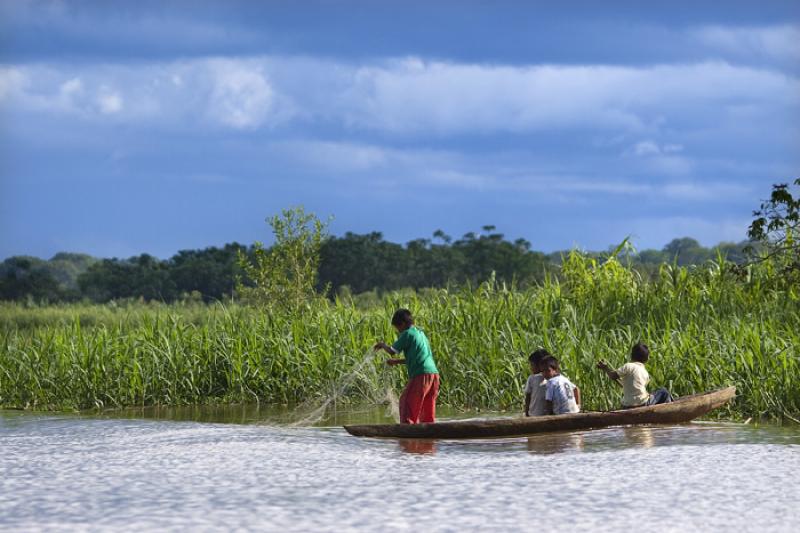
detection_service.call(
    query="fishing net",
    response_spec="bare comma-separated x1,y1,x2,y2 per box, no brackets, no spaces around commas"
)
288,350,400,426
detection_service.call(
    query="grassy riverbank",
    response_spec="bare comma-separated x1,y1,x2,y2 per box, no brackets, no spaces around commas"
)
2,252,798,420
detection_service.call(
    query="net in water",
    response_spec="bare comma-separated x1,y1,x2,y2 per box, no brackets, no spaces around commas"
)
288,350,400,427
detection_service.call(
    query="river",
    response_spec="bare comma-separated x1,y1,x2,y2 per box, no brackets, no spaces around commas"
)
2,408,799,532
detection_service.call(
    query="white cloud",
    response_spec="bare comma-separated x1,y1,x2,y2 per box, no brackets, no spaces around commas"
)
272,140,388,172
692,25,800,63
631,140,684,157
97,86,122,114
256,139,751,206
627,215,752,248
0,67,27,101
59,77,82,96
339,59,798,135
206,60,274,129
659,182,751,201
633,141,661,156
0,55,797,145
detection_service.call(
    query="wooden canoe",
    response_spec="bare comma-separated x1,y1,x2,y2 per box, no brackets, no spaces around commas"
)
344,386,736,439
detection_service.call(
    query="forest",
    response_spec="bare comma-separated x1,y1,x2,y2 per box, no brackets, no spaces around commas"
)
0,233,750,303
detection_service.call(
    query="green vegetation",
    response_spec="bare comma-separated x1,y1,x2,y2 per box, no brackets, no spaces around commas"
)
2,181,798,421
1,233,750,304
237,206,329,310
1,252,798,420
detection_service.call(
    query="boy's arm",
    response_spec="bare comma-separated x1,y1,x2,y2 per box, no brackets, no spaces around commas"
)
574,386,581,407
544,400,554,415
374,341,398,355
374,341,405,365
597,360,622,386
524,392,531,416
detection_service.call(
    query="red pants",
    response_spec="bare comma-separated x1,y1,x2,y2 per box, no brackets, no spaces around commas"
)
400,373,439,424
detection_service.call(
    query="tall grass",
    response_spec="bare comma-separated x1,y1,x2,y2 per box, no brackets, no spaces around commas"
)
1,253,798,420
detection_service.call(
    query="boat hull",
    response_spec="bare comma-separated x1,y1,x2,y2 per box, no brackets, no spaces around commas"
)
343,386,736,439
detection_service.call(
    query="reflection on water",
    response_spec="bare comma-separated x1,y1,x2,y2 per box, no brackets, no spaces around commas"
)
398,439,437,454
95,403,481,427
623,426,655,448
527,431,586,454
2,409,799,532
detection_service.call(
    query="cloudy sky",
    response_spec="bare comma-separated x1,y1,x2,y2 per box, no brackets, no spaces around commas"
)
1,0,798,259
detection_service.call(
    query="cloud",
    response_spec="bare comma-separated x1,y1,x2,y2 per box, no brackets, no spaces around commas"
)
626,140,692,176
691,25,800,64
633,141,661,156
0,59,285,129
255,139,753,206
0,67,28,101
60,77,82,97
338,58,799,136
626,215,752,248
2,55,797,137
97,85,123,114
206,60,274,129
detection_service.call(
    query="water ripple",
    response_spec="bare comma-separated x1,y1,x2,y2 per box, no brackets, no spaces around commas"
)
1,412,798,532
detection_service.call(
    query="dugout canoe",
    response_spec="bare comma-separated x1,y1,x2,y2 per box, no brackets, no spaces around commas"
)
343,386,736,439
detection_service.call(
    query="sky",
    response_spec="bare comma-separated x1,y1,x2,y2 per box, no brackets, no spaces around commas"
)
1,0,799,260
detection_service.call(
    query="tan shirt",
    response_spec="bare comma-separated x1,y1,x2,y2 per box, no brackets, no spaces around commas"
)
524,374,548,416
618,362,650,407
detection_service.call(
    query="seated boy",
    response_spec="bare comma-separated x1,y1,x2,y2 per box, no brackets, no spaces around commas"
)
524,349,550,417
597,342,673,408
541,355,581,415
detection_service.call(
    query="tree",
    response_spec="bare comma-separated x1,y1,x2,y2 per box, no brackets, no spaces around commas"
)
662,237,710,265
747,178,800,277
78,254,176,302
237,206,329,310
170,243,245,302
0,257,64,302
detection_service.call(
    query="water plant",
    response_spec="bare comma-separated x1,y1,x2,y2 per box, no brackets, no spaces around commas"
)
1,253,798,421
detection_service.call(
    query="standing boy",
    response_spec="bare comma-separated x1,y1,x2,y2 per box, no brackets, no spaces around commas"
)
524,349,550,417
541,355,581,415
374,309,440,424
597,342,673,408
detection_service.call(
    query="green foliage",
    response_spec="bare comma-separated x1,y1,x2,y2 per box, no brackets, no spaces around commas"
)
747,178,800,283
0,232,752,304
1,254,798,421
0,257,65,302
237,206,329,310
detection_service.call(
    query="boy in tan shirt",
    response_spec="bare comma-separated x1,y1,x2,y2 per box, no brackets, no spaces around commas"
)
597,342,673,408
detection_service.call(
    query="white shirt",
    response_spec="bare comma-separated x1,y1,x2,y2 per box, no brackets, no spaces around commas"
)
617,362,650,407
545,374,580,414
524,374,548,416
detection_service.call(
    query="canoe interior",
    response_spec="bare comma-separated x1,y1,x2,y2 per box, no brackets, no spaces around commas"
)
343,386,736,439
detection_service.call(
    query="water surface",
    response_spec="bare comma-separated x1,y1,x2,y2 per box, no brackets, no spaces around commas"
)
2,409,799,531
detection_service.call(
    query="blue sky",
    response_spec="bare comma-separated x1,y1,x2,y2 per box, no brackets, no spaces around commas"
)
1,0,799,259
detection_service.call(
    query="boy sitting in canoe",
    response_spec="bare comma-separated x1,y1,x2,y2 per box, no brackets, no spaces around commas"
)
597,342,673,408
524,349,550,417
541,355,581,414
374,309,440,424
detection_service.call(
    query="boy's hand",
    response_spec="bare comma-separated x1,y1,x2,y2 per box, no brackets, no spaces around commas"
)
386,359,404,366
374,341,389,351
596,360,609,370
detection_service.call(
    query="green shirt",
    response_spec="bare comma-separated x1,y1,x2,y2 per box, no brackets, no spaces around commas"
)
392,326,439,379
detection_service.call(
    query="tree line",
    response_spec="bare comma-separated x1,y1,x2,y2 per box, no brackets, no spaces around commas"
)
0,232,750,304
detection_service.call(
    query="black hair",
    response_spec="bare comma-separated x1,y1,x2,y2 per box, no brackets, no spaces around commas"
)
528,349,551,365
541,355,560,371
391,309,414,327
631,342,650,363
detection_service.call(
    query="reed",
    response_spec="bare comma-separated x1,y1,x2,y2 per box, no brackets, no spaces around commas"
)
1,254,798,421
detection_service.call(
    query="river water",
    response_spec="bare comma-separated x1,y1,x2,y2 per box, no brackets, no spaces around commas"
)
2,408,799,532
